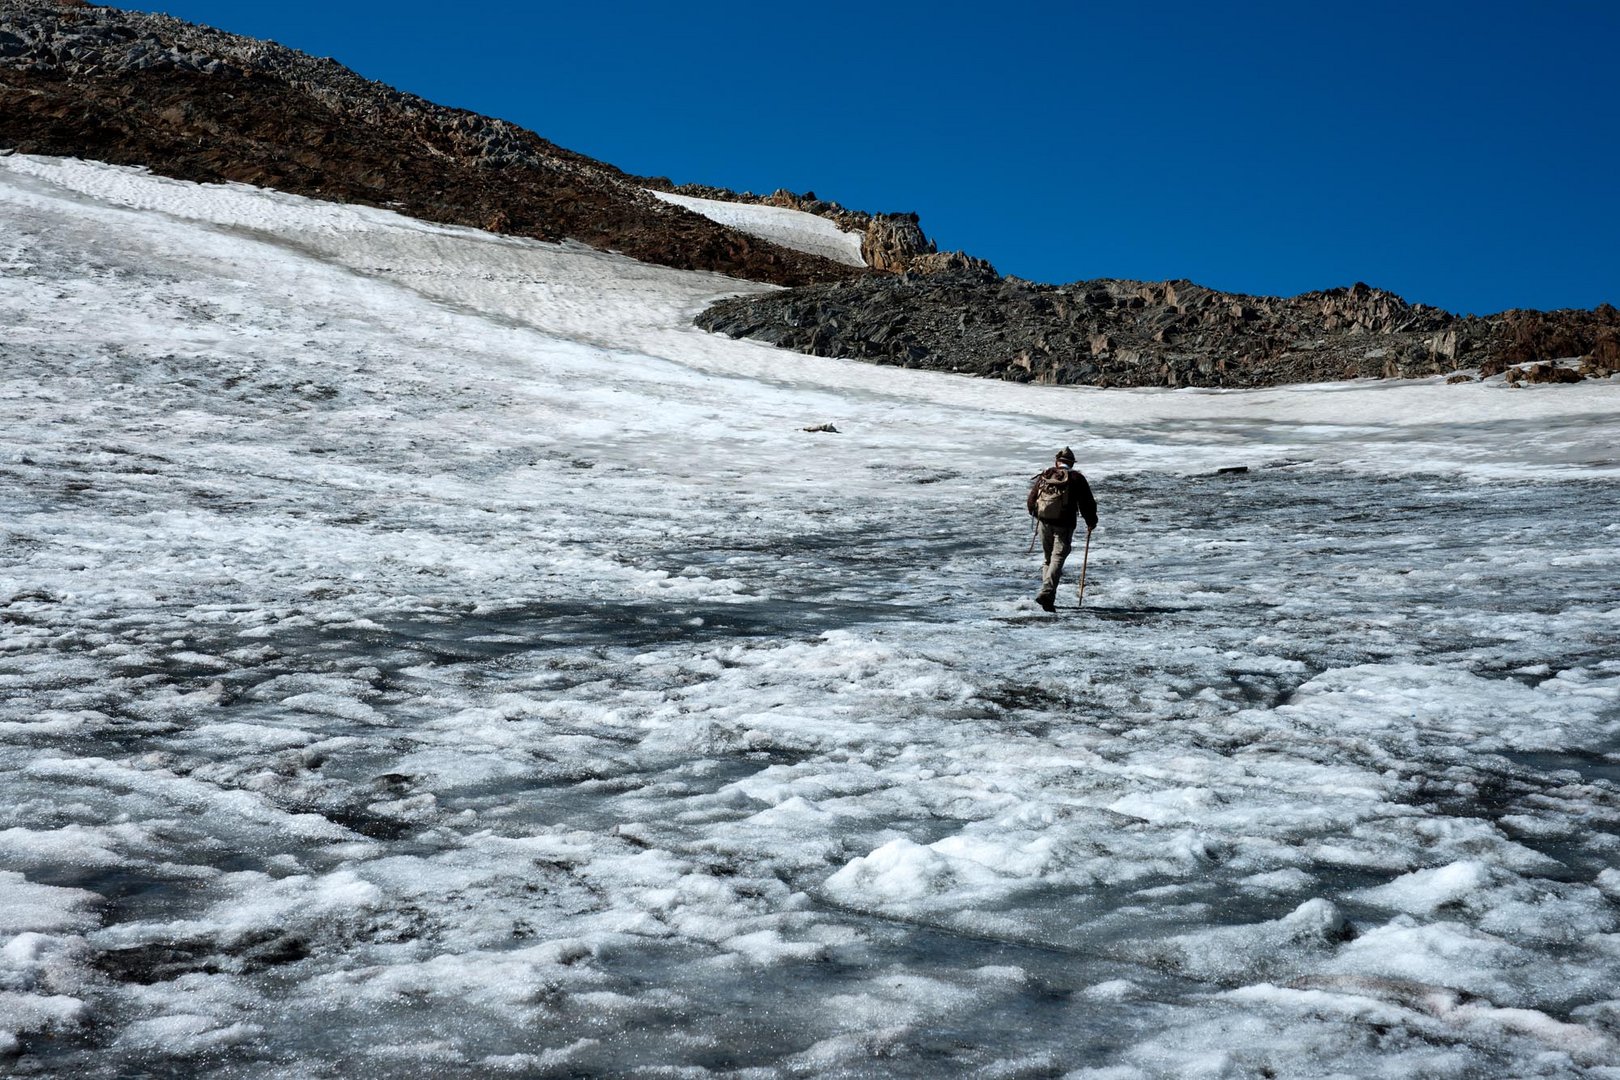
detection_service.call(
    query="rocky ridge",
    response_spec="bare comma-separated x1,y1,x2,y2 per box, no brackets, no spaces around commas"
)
698,271,1620,389
0,0,859,286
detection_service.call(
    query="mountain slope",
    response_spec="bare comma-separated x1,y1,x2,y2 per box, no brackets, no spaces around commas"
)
2,0,1615,388
0,0,858,286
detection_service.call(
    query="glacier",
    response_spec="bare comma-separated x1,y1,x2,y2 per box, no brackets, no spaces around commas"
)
2,154,1619,1077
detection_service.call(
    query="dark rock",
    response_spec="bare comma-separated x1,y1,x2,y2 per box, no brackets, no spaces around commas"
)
94,931,311,984
695,264,1619,390
697,269,1464,388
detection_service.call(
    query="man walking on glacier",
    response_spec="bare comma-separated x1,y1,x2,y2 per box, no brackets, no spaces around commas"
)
1026,446,1098,611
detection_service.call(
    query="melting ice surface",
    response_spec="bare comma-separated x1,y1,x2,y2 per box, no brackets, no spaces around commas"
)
2,155,1619,1078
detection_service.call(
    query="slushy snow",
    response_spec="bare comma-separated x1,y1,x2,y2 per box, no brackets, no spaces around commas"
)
3,154,1619,1077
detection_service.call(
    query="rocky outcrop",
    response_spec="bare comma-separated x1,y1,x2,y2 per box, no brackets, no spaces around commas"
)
1492,305,1620,367
854,212,991,276
0,0,860,287
859,214,932,272
697,273,1620,389
1505,361,1583,385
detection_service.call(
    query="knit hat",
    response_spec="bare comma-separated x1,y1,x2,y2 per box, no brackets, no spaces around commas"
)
1056,446,1076,464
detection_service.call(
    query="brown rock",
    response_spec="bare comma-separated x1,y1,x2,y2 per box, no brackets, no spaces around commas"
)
1429,329,1459,361
860,215,931,273
1580,354,1616,378
1521,362,1584,384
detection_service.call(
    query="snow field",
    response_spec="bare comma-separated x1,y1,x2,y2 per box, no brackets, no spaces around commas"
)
2,156,1619,1076
649,188,869,268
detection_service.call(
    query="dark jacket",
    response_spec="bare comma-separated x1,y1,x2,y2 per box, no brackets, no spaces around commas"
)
1027,467,1098,532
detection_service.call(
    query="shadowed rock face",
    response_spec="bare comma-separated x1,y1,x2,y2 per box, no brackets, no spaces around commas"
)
698,273,1620,389
0,0,860,287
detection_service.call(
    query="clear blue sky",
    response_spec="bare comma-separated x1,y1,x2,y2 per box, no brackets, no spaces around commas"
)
120,1,1618,315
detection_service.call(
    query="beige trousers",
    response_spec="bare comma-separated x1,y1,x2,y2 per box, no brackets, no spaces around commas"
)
1037,520,1075,601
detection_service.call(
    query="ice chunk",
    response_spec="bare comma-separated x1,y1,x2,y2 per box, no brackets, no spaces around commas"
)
0,872,99,935
1353,860,1493,914
1122,898,1349,982
113,1014,264,1054
0,992,85,1054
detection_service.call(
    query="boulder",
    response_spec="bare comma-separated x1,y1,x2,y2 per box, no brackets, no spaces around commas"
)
1521,362,1584,384
1429,329,1459,361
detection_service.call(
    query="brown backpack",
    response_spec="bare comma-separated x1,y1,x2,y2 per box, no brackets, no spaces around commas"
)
1032,467,1071,521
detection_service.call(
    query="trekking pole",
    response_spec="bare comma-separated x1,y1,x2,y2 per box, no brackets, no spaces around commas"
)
1076,529,1093,607
1025,515,1037,554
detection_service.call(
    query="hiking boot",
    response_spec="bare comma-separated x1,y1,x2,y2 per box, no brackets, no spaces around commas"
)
1035,594,1056,612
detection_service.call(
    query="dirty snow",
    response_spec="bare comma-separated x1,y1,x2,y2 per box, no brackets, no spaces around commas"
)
3,155,1619,1077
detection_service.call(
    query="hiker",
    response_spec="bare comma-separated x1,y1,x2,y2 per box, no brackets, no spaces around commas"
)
1026,446,1097,611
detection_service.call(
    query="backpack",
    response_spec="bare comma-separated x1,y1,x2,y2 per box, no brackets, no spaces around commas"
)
1033,467,1071,521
